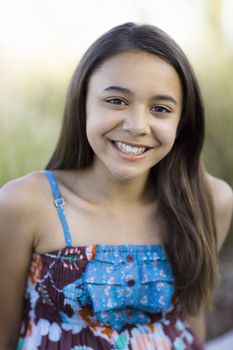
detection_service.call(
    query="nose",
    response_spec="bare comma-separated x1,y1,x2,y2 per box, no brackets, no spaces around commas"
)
122,107,150,136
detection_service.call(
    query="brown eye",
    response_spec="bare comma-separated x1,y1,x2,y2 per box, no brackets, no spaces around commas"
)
106,98,128,105
151,105,171,113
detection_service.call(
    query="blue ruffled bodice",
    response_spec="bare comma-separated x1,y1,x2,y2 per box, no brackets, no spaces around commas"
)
82,244,175,330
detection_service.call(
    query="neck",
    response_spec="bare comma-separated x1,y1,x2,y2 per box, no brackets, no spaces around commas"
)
70,164,155,206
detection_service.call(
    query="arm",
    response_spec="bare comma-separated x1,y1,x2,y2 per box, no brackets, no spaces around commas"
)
0,178,36,349
184,174,233,343
207,174,233,251
185,307,206,343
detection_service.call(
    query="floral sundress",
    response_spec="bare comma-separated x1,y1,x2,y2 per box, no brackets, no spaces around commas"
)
17,170,204,350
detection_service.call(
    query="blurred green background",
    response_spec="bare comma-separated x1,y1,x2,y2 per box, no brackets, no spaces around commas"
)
0,0,232,340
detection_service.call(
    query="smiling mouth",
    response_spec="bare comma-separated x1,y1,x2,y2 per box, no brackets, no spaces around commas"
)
112,141,149,155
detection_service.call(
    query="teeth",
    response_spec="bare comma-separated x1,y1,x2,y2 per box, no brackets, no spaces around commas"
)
114,141,146,155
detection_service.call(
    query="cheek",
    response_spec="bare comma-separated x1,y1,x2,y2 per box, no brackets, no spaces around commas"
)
86,103,103,134
86,113,108,138
152,120,179,144
86,108,113,148
86,103,120,138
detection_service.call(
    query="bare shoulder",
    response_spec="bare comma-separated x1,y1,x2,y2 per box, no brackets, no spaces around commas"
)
206,173,233,250
0,170,46,213
0,171,46,249
206,173,233,213
0,172,48,344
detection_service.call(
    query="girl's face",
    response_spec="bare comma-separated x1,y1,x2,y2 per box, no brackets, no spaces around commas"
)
86,51,182,182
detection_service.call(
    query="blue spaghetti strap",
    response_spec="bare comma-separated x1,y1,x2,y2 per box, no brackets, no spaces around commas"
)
42,170,73,247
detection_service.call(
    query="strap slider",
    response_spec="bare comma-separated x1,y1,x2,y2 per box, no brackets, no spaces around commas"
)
54,197,65,207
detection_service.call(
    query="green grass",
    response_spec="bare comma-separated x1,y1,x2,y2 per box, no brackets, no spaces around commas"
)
0,77,64,185
0,115,60,185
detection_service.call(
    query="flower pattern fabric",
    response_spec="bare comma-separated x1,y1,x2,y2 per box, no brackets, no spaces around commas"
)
83,245,174,330
17,244,204,350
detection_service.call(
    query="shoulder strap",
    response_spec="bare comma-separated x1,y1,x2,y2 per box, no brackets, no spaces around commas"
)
42,170,73,247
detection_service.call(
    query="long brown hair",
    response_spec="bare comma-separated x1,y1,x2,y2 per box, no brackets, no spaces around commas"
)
46,22,218,314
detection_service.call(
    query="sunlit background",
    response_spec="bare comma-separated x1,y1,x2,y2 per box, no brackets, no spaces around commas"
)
1,0,233,76
0,0,233,341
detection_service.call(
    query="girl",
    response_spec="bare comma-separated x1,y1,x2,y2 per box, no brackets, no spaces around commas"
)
0,22,232,350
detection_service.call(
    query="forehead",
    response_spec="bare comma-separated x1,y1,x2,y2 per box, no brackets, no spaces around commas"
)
88,51,182,100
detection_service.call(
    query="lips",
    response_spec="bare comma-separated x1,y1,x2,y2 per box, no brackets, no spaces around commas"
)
112,139,154,147
114,141,147,155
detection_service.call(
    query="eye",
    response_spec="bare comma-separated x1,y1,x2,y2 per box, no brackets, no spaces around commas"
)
151,105,171,113
105,98,128,106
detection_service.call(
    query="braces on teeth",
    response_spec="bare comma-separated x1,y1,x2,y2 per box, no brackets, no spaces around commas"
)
115,141,146,155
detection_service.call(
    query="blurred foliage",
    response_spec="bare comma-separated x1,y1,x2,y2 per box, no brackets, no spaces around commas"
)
0,76,65,185
200,52,233,248
201,55,233,185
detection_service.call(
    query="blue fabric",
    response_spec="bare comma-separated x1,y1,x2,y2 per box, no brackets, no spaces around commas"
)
42,170,73,247
83,245,175,330
42,171,175,331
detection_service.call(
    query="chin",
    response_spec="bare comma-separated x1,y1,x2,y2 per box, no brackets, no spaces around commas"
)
109,168,149,183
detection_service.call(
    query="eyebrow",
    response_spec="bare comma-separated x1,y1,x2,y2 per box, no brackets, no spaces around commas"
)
103,85,177,105
103,85,132,95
